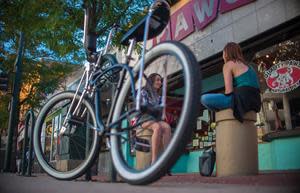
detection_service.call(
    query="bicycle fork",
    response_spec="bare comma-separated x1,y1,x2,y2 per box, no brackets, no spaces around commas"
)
59,65,98,135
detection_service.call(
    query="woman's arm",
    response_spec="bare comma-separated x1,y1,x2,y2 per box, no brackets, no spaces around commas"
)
223,62,233,94
141,89,149,105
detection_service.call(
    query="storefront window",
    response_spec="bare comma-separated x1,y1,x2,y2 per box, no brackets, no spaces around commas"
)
43,121,52,161
50,115,61,161
194,109,215,150
252,35,300,133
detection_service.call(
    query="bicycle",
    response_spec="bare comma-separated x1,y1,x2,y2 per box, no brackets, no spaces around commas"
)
33,0,201,185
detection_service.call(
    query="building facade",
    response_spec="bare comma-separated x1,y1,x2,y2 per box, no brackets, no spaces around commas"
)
167,0,300,173
120,0,300,174
28,0,300,176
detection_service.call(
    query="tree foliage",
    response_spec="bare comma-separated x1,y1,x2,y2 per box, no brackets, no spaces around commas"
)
0,0,151,132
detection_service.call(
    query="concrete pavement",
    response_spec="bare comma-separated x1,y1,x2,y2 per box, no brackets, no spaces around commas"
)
0,172,299,193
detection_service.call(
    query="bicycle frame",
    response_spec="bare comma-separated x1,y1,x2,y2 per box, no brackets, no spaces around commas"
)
61,0,170,137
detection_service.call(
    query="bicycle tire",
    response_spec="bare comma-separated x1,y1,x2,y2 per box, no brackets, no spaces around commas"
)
33,91,100,180
110,41,201,185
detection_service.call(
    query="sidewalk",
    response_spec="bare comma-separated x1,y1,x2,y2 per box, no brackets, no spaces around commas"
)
1,172,299,193
90,171,300,187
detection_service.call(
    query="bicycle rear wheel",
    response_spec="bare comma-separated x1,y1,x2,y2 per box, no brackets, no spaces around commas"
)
110,41,201,184
33,91,100,180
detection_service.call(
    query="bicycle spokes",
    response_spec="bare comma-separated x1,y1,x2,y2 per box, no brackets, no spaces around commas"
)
37,95,98,172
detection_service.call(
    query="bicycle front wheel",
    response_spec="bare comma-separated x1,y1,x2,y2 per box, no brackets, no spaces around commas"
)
33,91,100,180
110,41,201,184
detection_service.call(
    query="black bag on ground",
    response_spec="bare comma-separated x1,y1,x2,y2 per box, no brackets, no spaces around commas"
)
199,147,216,176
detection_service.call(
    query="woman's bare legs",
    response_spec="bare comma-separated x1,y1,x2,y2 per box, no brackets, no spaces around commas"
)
159,121,172,175
159,121,171,148
141,121,162,164
141,120,171,164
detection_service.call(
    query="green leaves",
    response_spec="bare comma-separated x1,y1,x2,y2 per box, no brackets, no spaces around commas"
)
0,0,150,130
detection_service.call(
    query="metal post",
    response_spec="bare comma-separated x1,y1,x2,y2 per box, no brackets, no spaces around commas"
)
26,110,35,176
20,110,35,176
109,154,117,182
21,118,28,176
108,84,117,182
85,113,92,181
4,32,24,172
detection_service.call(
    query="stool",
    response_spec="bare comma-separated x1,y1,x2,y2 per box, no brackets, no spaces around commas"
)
215,109,258,177
135,128,163,170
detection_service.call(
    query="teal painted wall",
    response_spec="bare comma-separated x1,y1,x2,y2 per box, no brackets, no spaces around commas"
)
123,135,300,173
170,151,203,173
121,120,135,168
202,73,224,93
170,136,300,173
273,137,300,170
174,73,224,95
258,143,273,170
258,137,300,171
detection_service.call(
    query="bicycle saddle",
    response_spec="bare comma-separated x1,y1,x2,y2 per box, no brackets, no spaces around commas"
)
120,1,170,45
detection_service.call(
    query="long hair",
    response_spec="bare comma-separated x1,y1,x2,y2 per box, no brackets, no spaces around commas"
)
223,42,246,64
144,73,161,102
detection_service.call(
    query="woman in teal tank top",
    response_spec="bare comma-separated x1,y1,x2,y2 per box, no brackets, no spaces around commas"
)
233,65,259,88
201,42,261,120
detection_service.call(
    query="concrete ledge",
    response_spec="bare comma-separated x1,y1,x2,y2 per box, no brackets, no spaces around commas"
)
262,129,300,142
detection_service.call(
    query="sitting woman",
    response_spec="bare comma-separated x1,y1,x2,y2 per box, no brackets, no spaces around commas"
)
137,73,171,164
201,42,261,122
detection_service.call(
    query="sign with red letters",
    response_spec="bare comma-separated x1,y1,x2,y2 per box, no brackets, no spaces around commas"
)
191,0,219,30
171,3,194,41
264,60,300,93
152,22,172,46
151,0,255,44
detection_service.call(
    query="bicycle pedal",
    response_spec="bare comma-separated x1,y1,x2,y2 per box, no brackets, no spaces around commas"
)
68,117,85,126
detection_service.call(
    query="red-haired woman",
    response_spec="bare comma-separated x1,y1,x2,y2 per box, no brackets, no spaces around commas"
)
201,42,261,121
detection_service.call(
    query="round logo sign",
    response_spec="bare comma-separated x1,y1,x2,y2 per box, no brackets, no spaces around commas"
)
264,60,300,93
